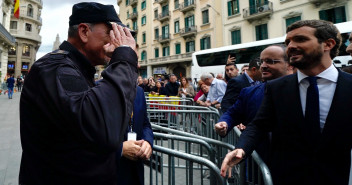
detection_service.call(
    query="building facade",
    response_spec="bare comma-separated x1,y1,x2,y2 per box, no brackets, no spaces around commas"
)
8,0,42,77
222,0,352,46
0,0,15,82
118,0,223,79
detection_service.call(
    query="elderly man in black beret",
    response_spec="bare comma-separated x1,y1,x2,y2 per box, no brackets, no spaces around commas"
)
19,2,138,185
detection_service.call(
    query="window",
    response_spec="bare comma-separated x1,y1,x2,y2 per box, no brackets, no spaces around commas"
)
319,6,346,24
155,48,159,58
133,21,137,30
127,11,130,18
126,0,130,6
231,30,241,44
175,43,181,54
133,6,137,14
155,28,159,40
186,41,195,52
174,21,179,33
8,61,15,69
27,4,33,17
141,16,146,25
228,0,239,16
185,15,194,28
127,24,130,28
10,21,17,29
142,32,146,43
141,51,147,60
25,23,32,32
154,10,158,19
200,37,211,50
22,62,29,70
162,25,169,39
22,44,30,56
286,16,301,28
255,24,268,41
8,46,16,55
163,46,170,56
175,0,179,9
141,0,146,10
202,10,209,24
162,5,169,17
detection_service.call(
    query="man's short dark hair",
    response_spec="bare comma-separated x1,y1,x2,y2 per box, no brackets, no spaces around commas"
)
286,20,342,59
225,62,238,69
249,57,260,69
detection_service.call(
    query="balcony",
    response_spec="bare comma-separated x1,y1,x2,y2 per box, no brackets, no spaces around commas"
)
308,0,347,6
0,24,15,46
149,52,193,64
154,0,168,4
158,34,170,43
158,11,170,22
130,0,138,6
243,1,273,22
132,26,138,34
179,0,196,13
10,29,41,43
128,12,138,20
19,10,42,25
180,26,197,38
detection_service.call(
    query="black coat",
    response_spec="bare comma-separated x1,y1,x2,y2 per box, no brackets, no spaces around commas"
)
19,41,138,185
165,82,180,96
237,71,352,185
221,74,250,113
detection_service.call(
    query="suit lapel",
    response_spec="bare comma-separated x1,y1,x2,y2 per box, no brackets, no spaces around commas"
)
285,74,304,122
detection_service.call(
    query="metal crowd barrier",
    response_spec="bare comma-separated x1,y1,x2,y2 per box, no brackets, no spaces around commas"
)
147,145,225,185
151,124,273,185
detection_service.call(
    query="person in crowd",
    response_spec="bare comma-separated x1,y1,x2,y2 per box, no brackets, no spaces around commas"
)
342,65,352,74
215,45,293,164
147,77,156,92
187,77,197,92
221,58,262,113
201,72,227,109
221,20,352,185
225,62,239,83
19,2,138,184
345,31,352,185
178,77,195,98
240,65,249,75
116,43,153,185
196,83,210,106
16,75,23,92
165,74,180,96
6,75,15,99
194,80,205,101
216,73,224,80
150,81,166,95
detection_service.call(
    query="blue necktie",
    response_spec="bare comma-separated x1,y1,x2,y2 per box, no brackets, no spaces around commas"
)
305,76,321,144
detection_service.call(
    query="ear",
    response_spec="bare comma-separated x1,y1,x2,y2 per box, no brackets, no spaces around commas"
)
323,38,336,51
77,23,91,43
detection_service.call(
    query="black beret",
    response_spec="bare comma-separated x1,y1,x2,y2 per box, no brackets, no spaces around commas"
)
69,2,125,27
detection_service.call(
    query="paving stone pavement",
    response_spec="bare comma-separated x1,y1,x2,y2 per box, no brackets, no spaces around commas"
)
0,91,22,185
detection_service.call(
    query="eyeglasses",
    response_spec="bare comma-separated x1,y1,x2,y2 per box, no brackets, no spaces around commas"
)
258,59,282,66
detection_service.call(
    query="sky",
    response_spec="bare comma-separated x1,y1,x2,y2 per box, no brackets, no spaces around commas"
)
36,0,120,59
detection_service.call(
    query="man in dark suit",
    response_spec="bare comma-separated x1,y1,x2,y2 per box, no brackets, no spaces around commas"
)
221,58,261,113
221,20,352,185
116,86,153,185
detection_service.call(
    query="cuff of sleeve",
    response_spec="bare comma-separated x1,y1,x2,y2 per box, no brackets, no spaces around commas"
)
110,47,138,68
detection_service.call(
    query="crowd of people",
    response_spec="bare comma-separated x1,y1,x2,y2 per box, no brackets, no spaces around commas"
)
0,75,24,99
14,1,352,185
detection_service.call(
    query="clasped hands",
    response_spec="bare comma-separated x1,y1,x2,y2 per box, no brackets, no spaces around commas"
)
122,140,152,161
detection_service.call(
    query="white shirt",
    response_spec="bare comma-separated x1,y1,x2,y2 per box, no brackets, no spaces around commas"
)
297,64,338,131
206,78,227,102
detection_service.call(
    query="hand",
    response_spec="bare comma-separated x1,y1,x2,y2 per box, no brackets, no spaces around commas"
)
215,103,221,109
204,101,211,107
214,122,228,136
136,140,152,160
104,24,137,58
227,55,236,64
236,123,246,131
122,140,143,161
220,149,245,178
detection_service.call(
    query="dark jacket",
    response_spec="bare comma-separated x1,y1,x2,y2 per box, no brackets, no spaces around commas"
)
116,86,154,185
237,72,352,185
221,74,250,113
165,82,180,96
150,86,167,95
19,41,138,185
6,77,15,88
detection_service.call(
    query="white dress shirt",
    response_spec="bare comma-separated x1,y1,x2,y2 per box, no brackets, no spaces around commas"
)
206,78,227,103
297,64,338,131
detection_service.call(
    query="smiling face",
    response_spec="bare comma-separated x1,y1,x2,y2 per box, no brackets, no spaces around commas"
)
260,46,288,81
285,26,324,70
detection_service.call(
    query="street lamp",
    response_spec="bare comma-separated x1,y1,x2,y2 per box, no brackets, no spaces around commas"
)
206,4,220,15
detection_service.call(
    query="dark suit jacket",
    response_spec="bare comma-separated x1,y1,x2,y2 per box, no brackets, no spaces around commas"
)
237,71,352,185
116,86,154,185
221,74,251,113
